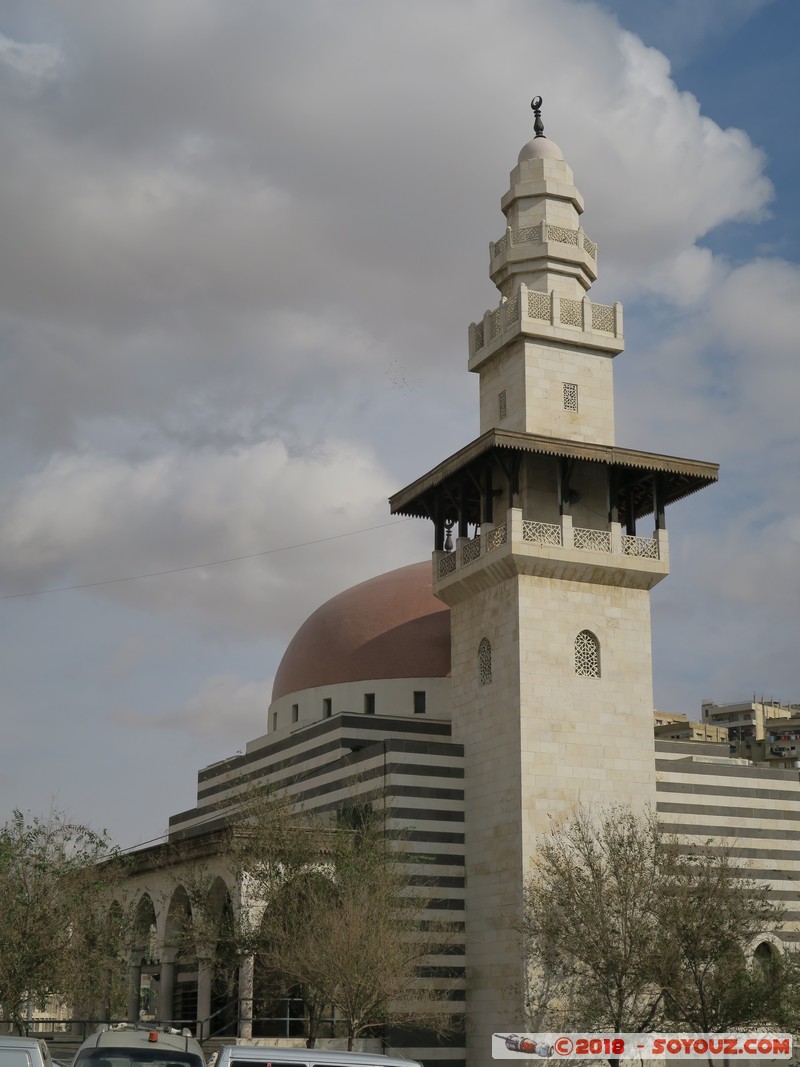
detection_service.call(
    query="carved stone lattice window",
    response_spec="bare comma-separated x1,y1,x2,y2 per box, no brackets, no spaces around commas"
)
479,638,492,686
563,382,579,412
575,630,600,678
499,390,507,420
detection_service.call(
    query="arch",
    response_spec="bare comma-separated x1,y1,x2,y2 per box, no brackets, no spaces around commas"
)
750,932,783,971
164,884,195,959
131,893,158,964
204,878,239,1037
478,638,492,685
574,630,600,678
252,868,338,1041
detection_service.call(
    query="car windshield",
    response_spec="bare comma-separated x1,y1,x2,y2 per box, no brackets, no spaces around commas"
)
74,1051,203,1067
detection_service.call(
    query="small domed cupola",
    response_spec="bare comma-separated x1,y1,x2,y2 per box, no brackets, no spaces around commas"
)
492,96,597,299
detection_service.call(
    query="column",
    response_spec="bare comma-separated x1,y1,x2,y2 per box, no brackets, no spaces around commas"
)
238,956,255,1040
196,956,213,1041
560,512,574,549
508,506,523,545
127,957,142,1022
158,956,175,1024
610,521,623,556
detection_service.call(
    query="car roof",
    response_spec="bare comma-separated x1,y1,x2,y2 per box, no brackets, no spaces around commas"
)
216,1048,418,1065
75,1027,203,1056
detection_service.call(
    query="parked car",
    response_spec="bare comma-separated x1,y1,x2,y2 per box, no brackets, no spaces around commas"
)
212,1045,421,1067
0,1037,54,1067
71,1025,204,1067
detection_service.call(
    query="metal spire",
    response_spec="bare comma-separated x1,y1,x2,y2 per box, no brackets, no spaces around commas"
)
531,95,545,138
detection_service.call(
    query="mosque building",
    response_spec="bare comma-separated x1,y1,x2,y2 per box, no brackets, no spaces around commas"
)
123,102,800,1067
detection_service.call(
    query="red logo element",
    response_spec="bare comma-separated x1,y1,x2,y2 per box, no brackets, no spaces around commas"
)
554,1037,574,1056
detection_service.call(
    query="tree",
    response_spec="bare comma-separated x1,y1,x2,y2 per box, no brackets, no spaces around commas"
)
256,811,457,1050
203,790,459,1049
522,806,667,1044
522,806,800,1066
0,808,129,1032
653,843,797,1035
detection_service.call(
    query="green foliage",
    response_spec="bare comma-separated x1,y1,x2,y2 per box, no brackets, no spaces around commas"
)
0,808,130,1032
522,806,800,1055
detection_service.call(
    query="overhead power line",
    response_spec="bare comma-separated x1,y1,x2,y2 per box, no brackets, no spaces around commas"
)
0,518,413,600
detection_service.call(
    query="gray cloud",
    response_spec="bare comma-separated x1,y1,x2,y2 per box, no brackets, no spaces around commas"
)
0,0,793,844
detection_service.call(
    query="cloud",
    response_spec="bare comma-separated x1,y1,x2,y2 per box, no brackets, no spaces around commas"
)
114,673,272,739
0,0,773,459
0,30,61,83
0,439,428,638
0,0,792,845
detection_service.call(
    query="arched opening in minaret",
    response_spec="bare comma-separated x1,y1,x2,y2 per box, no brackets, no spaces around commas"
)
478,638,492,685
574,630,600,678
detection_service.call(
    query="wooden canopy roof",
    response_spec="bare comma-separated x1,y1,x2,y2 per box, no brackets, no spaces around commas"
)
390,429,718,526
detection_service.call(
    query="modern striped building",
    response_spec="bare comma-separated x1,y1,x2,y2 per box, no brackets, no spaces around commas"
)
656,739,800,948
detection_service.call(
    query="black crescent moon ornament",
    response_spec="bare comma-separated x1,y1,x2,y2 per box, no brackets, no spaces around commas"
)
531,95,545,138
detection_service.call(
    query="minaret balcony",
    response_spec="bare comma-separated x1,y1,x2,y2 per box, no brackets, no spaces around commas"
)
468,283,623,371
489,220,598,294
491,222,597,264
433,508,669,594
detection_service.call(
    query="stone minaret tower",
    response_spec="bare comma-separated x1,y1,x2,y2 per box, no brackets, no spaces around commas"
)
391,100,718,1066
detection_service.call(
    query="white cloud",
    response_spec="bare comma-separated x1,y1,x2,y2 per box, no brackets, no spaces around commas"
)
0,439,427,638
0,31,61,82
641,246,726,306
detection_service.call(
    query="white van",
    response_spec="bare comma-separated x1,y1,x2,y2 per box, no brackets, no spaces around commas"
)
0,1037,53,1067
211,1046,421,1067
71,1025,205,1067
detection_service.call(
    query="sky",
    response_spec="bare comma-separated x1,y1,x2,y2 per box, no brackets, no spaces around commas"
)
0,0,798,850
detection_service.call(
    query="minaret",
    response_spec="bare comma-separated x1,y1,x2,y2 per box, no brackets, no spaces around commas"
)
390,100,718,1066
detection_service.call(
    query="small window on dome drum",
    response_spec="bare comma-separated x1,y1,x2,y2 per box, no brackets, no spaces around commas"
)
364,693,376,715
272,710,278,731
413,690,426,714
291,703,298,723
323,697,332,718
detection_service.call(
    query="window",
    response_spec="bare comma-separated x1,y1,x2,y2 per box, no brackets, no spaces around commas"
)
575,629,600,678
272,710,278,731
563,381,579,411
291,703,299,724
413,690,426,714
322,697,332,718
499,389,507,420
364,692,376,715
479,638,492,685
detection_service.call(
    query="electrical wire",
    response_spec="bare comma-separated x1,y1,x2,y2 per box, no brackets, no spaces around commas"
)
0,517,413,600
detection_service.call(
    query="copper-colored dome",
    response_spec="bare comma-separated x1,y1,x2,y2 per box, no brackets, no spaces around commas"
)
271,562,451,702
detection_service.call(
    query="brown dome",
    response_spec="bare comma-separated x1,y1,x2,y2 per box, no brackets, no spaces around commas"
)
272,562,451,702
